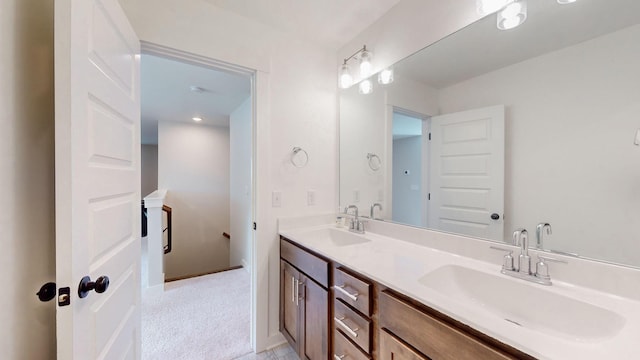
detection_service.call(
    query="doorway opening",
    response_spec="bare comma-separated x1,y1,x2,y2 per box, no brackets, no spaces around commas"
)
391,109,429,227
139,42,257,359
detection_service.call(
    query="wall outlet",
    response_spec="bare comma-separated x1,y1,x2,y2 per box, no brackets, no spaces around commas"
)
307,190,316,206
353,189,360,202
272,191,282,207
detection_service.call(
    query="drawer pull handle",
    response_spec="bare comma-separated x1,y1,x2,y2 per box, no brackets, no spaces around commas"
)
335,316,359,338
334,355,345,360
334,285,359,301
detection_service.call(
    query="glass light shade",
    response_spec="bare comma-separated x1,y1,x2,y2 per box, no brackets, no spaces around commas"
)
378,68,394,85
497,0,527,30
339,63,353,89
359,50,373,78
557,0,577,3
476,0,514,15
358,79,373,95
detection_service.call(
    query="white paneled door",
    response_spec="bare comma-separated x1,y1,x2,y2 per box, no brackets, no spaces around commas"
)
54,0,141,359
428,106,505,241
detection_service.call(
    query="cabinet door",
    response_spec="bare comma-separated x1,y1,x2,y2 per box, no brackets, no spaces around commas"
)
281,260,302,351
380,329,429,360
301,276,329,360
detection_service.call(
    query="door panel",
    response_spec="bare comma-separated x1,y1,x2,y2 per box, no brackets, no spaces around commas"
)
55,0,140,358
301,278,328,360
428,105,505,241
380,329,429,360
280,261,300,350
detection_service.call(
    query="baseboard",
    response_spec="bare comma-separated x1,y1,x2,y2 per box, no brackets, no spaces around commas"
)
165,265,243,282
143,283,165,297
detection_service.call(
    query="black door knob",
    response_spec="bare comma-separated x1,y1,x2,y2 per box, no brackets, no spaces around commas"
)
491,213,500,220
78,276,110,298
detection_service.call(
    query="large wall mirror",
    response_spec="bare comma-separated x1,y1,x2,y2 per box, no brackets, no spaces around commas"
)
339,0,640,268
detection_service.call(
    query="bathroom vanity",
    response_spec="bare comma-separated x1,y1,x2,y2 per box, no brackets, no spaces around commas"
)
278,216,640,360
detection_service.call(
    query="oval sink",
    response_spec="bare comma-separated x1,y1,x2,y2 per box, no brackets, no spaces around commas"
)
296,227,371,247
419,265,625,342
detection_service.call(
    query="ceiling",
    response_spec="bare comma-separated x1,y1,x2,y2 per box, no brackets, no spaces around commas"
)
204,0,402,49
392,113,422,140
141,54,251,144
396,0,640,89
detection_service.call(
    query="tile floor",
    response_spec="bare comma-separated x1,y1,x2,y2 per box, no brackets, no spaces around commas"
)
234,343,298,360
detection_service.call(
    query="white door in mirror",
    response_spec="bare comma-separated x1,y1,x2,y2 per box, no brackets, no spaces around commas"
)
428,105,505,241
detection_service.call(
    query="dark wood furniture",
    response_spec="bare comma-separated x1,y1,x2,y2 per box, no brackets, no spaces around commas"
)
280,238,330,360
280,236,536,360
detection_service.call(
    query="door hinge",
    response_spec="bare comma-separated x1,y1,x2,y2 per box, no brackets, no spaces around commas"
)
253,222,257,231
428,132,431,141
428,193,431,200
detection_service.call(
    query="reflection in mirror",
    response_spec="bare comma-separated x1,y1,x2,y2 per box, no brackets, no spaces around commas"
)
339,0,640,267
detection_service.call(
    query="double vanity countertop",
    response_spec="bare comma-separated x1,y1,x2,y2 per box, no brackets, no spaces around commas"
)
279,219,640,360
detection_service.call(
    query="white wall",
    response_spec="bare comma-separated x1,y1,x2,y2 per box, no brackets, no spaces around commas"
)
141,144,158,197
392,136,422,226
119,0,338,349
158,121,231,278
230,97,252,270
437,25,640,266
0,0,56,359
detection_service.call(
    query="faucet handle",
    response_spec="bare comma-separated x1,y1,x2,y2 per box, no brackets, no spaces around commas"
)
535,255,567,280
490,246,515,271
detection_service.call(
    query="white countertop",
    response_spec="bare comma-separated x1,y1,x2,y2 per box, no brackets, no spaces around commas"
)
279,222,640,360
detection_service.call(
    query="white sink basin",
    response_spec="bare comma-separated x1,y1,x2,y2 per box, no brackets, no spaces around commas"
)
419,265,625,342
295,227,371,247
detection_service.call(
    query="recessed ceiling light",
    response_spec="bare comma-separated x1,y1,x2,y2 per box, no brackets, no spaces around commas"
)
192,117,202,122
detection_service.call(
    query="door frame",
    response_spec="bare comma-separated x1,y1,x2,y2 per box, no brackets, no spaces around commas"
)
139,41,261,351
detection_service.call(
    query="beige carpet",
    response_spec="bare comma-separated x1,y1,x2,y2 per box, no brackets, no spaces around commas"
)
142,268,252,360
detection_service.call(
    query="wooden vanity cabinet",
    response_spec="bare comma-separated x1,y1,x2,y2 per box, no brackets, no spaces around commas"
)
378,289,535,360
280,237,330,360
280,236,535,360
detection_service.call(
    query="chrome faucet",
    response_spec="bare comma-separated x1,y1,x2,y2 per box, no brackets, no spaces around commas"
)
536,223,552,249
490,228,567,286
370,203,382,220
345,205,365,234
513,228,531,274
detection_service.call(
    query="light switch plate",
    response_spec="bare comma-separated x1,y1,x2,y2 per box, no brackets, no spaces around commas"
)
272,191,281,207
307,190,316,206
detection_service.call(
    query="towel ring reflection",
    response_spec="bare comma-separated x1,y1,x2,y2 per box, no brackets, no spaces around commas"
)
291,147,309,168
367,153,381,171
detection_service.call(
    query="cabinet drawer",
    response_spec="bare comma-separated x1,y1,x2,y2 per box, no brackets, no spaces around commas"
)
379,290,514,360
334,299,371,354
281,237,329,288
333,267,371,316
379,329,429,360
333,328,370,360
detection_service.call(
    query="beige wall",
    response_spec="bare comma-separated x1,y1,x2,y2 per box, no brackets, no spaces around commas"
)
141,144,158,197
0,0,56,359
158,121,231,279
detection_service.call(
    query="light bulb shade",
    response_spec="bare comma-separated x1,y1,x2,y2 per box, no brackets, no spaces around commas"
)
378,68,394,85
358,79,373,95
557,0,577,3
359,50,373,78
476,0,514,15
339,63,353,89
497,0,527,30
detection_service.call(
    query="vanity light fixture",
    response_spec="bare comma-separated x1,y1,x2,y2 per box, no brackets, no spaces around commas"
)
557,0,577,3
192,117,202,122
497,0,527,30
476,0,514,15
358,79,373,95
338,45,373,89
378,68,394,85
